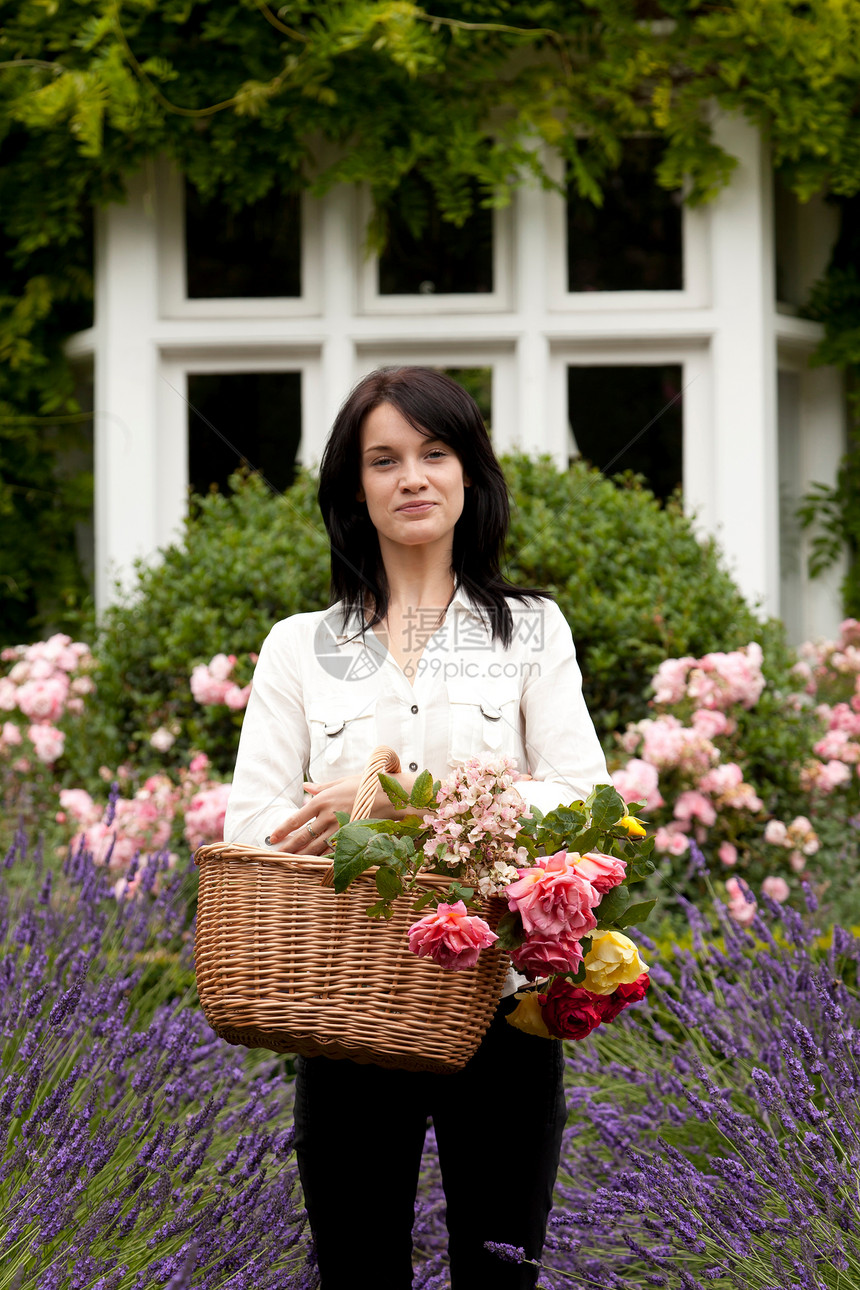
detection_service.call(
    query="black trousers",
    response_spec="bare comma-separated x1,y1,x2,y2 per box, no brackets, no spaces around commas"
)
293,995,567,1289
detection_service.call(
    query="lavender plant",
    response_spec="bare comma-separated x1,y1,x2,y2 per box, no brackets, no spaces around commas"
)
547,889,859,1289
0,828,316,1289
407,882,860,1289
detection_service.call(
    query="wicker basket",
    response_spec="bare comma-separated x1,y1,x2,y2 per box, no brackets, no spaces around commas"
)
194,746,510,1073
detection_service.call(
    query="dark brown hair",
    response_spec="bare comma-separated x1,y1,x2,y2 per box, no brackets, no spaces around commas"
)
317,366,550,645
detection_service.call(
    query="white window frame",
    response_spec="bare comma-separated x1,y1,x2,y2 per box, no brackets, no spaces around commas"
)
356,187,514,315
155,349,322,548
544,149,710,312
550,342,714,532
156,158,322,320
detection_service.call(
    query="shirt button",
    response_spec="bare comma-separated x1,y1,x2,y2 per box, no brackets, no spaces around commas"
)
409,761,418,772
411,704,419,714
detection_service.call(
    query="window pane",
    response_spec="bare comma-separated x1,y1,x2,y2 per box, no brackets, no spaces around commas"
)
567,139,683,292
379,175,493,295
568,365,683,502
185,182,301,298
187,372,301,495
444,367,492,428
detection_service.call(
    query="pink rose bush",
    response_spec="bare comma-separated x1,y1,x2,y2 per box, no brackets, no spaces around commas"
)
330,758,654,1040
190,653,253,712
56,752,231,894
0,634,94,770
608,637,837,907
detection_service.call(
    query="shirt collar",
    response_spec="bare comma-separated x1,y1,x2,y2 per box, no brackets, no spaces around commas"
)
324,581,485,644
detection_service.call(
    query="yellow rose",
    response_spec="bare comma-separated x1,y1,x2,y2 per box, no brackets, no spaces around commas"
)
505,991,552,1038
582,931,649,996
618,814,647,838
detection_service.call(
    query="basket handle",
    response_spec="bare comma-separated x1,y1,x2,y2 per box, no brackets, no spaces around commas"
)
319,745,402,888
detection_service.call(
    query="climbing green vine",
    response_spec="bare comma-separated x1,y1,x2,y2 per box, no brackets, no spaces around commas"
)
3,0,860,640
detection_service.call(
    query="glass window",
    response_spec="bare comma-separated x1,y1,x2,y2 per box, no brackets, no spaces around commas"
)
567,138,683,292
568,364,683,502
185,181,301,298
378,174,493,295
187,372,302,495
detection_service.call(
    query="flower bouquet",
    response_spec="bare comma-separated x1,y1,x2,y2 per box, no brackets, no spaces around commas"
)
330,755,656,1043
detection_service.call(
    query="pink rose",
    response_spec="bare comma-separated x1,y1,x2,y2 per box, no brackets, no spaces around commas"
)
654,826,689,856
510,931,584,979
573,851,627,893
718,841,737,867
1,722,22,748
27,723,65,764
190,665,231,706
224,683,251,711
183,782,231,851
725,876,757,925
505,850,600,939
673,790,717,827
762,875,790,903
59,788,101,826
208,653,236,682
611,759,664,812
407,901,498,970
16,676,68,724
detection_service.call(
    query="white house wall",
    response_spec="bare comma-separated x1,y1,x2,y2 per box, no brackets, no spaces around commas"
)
68,114,845,642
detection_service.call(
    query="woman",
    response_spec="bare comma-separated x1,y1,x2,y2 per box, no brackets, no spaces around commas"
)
223,367,609,1288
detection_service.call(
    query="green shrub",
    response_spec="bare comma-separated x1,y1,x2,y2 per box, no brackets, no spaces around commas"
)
502,456,793,735
80,458,790,785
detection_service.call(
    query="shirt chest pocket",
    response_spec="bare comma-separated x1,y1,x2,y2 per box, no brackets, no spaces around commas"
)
446,678,520,766
307,696,379,780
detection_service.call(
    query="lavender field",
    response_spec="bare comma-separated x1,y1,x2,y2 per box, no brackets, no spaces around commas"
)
2,821,858,1289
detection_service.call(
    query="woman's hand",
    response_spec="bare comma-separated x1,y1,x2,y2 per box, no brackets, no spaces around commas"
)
266,771,420,854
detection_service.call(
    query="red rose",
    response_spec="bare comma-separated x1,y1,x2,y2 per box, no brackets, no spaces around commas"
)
538,978,603,1041
595,973,651,1024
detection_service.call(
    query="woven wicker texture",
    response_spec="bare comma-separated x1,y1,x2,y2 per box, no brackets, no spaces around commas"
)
195,747,510,1073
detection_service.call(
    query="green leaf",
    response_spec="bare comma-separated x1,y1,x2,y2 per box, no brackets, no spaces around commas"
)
593,885,629,925
375,865,403,900
447,882,475,906
614,898,657,929
334,810,351,828
332,824,376,893
411,890,437,914
409,769,435,809
365,899,394,920
378,772,410,808
587,784,627,830
494,910,526,950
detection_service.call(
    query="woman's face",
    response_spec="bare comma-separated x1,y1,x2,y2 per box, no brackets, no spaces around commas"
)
357,402,469,555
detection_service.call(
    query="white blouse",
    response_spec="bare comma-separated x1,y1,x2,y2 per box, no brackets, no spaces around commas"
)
223,584,609,848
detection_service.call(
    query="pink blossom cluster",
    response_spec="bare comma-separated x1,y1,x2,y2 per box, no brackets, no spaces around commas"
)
652,643,765,711
421,756,531,897
763,815,819,874
190,654,252,710
57,752,231,892
0,633,95,767
614,705,761,862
